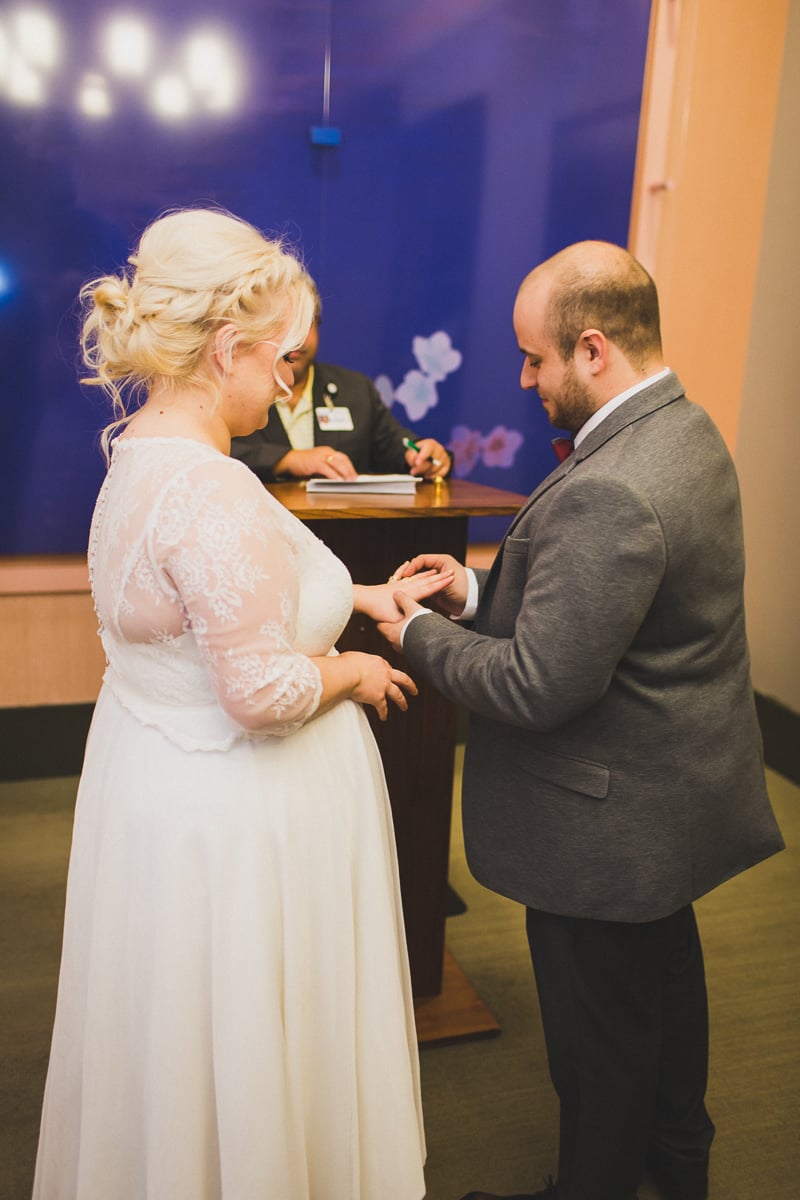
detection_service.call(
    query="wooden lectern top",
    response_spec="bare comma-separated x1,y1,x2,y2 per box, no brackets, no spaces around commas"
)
266,478,527,521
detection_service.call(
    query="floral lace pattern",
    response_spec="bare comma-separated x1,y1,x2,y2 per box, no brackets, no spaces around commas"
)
90,437,353,746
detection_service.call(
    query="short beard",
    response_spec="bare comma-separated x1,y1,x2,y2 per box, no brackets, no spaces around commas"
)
549,362,596,433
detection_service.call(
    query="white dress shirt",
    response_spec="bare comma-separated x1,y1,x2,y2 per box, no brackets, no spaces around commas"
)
275,366,316,450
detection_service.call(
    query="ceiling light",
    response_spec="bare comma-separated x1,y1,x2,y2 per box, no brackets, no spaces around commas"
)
0,26,9,82
13,7,59,71
7,52,44,104
78,72,111,118
151,72,190,120
104,14,151,78
185,30,240,113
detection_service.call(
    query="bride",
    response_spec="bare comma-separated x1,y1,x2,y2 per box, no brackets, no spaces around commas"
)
32,208,451,1200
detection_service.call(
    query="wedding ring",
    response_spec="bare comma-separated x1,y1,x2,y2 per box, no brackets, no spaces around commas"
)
326,454,335,464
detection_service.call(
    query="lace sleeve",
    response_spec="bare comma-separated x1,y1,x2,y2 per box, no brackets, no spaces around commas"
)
152,456,323,735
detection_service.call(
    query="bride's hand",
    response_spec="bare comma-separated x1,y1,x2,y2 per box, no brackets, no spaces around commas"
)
343,652,418,720
352,568,454,624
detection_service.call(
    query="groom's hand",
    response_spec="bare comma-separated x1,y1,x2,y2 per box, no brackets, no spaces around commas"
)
393,553,468,617
377,590,425,651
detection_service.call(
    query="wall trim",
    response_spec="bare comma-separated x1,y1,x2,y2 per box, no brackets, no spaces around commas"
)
1,694,797,786
754,692,800,787
0,704,94,782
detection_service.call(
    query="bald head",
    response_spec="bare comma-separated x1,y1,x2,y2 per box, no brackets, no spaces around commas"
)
519,241,663,370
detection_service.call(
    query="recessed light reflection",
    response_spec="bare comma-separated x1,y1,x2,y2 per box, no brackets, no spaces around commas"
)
151,73,190,120
78,72,111,118
0,12,246,121
13,7,59,70
7,52,44,104
185,31,240,112
0,26,9,80
104,15,151,78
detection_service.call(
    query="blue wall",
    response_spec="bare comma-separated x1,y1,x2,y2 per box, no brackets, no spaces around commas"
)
0,0,651,552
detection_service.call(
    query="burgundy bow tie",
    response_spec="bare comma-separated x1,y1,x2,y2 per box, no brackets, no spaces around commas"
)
552,437,575,462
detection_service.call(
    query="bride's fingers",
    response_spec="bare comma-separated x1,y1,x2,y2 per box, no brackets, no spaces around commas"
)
410,570,455,592
388,565,441,584
388,564,431,583
391,670,418,696
389,686,409,711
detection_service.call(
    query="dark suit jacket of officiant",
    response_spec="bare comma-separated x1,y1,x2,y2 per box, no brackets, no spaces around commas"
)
230,362,416,482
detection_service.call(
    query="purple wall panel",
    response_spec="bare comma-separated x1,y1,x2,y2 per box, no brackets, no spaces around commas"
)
0,0,651,551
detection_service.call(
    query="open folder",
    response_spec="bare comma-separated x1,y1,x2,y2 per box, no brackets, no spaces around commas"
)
305,474,421,495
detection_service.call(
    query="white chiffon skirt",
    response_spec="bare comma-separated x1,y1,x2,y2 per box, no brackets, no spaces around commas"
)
33,686,426,1199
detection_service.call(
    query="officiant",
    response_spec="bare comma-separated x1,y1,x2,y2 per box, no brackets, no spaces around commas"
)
230,281,452,482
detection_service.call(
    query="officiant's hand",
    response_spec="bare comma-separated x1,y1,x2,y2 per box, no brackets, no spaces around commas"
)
403,437,451,479
273,445,358,479
352,568,454,624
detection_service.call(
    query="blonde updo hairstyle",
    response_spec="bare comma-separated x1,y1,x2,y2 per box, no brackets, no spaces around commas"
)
80,208,314,459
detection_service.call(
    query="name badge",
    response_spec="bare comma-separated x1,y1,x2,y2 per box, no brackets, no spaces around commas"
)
316,406,354,432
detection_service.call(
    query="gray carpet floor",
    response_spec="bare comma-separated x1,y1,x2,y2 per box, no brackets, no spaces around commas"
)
422,757,800,1200
1,760,797,1200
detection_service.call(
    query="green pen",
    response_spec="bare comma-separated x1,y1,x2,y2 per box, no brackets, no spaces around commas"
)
402,437,442,468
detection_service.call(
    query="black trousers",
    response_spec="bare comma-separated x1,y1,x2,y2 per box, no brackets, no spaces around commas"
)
525,904,715,1200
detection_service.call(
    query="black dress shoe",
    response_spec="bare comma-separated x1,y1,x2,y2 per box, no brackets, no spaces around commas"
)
459,1194,542,1200
646,1150,709,1200
460,1178,558,1200
460,1185,639,1200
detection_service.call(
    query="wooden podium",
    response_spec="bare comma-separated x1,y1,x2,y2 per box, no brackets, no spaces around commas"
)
267,479,524,1040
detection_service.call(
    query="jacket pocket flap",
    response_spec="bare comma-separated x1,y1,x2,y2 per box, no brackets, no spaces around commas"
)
521,746,610,800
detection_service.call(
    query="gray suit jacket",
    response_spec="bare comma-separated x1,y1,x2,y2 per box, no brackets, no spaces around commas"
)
404,371,783,921
230,362,416,481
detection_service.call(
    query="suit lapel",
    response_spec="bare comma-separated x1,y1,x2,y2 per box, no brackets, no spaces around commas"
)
265,403,291,449
311,369,324,448
483,372,686,590
311,365,346,449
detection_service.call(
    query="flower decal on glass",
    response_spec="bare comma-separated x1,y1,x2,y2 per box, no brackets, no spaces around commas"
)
411,331,463,382
376,330,523,476
481,425,525,469
448,425,485,478
382,330,463,422
447,423,524,477
394,370,439,422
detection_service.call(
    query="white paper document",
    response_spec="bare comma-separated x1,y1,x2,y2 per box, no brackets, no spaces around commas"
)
306,474,421,494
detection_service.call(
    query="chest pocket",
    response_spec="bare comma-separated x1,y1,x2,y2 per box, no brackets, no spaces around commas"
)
479,535,529,638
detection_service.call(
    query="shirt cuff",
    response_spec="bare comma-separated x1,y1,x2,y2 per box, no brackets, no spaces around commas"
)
458,569,479,621
399,568,478,646
399,608,435,648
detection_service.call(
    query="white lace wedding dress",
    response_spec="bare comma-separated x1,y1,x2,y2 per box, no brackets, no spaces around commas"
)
33,437,426,1200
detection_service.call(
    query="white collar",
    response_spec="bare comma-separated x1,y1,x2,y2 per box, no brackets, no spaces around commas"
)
276,364,315,416
574,366,671,448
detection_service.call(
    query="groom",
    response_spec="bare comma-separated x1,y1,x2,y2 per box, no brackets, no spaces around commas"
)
378,241,784,1200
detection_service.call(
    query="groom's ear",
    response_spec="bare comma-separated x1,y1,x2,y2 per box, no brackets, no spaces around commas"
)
576,329,607,376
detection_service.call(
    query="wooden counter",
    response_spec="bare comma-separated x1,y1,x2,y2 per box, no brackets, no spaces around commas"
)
267,479,524,1011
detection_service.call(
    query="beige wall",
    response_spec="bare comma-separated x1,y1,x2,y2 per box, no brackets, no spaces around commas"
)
735,0,800,712
630,0,798,716
630,0,789,451
0,559,105,707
